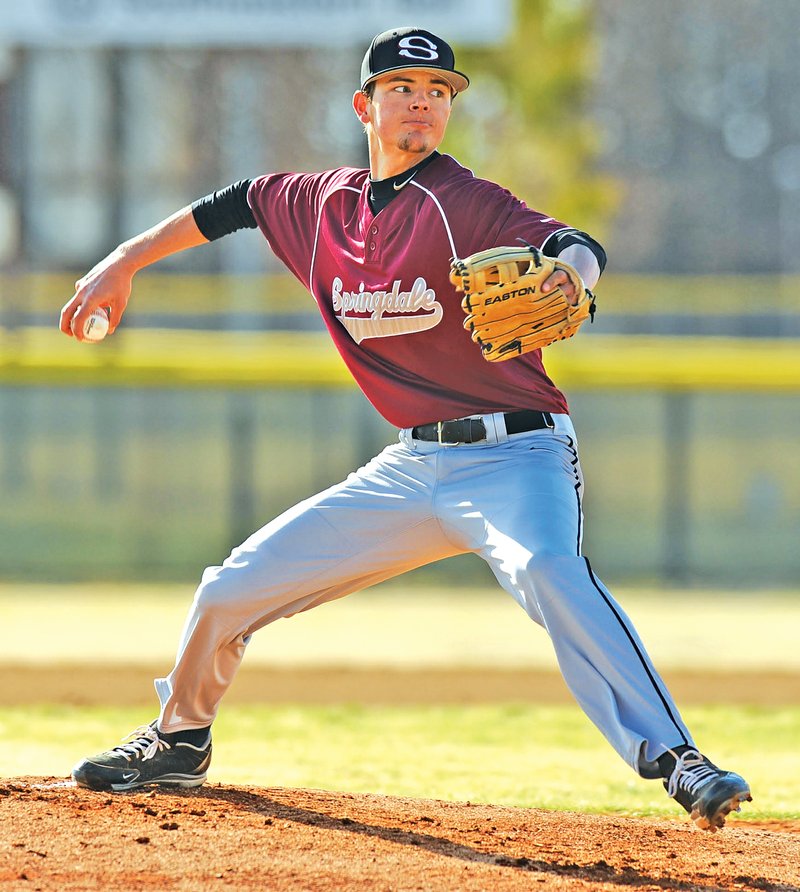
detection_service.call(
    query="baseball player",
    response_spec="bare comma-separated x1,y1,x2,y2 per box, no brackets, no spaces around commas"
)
60,27,751,831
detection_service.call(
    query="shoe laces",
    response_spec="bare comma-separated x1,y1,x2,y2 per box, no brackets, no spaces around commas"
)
665,748,719,798
114,725,172,762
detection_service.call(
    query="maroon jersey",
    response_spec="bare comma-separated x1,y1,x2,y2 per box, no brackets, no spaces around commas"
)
248,153,572,428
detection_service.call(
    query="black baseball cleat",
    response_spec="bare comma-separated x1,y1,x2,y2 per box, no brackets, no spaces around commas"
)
72,722,212,792
662,748,751,832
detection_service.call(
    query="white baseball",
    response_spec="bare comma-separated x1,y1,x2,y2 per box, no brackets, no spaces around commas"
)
83,308,110,342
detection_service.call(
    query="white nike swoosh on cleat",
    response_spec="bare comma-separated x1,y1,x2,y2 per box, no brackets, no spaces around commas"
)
122,771,138,782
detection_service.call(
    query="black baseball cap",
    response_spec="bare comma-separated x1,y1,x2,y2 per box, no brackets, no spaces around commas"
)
360,27,470,95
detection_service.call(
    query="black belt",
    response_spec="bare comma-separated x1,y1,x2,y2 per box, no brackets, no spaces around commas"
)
411,410,554,444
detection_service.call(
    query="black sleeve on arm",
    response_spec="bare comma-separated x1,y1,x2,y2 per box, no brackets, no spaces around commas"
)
541,228,607,274
191,179,257,241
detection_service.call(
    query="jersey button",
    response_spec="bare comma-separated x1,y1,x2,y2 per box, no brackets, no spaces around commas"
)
371,226,378,234
369,241,376,250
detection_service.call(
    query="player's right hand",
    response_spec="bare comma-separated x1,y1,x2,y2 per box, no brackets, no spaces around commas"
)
60,249,134,341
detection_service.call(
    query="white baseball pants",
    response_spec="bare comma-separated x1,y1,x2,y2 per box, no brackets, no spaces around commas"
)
155,412,693,773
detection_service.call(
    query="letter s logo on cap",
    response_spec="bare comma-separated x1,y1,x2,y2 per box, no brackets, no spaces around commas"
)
398,36,439,61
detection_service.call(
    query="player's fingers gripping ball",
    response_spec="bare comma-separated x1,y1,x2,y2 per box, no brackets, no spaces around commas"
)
449,244,596,362
82,307,111,342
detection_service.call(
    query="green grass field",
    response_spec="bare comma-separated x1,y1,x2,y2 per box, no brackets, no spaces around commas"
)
1,703,797,821
1,583,798,822
2,582,800,670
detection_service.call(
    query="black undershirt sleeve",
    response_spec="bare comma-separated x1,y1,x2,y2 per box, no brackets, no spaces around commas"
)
541,228,607,274
191,179,257,241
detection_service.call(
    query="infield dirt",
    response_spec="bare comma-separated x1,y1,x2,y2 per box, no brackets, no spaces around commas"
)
3,664,798,890
2,778,799,891
5,663,800,707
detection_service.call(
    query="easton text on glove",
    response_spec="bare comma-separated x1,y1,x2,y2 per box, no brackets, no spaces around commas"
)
450,244,595,362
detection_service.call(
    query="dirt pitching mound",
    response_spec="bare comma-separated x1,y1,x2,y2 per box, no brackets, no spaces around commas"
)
1,778,798,891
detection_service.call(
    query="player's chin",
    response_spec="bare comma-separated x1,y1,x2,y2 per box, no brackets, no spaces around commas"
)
398,133,432,154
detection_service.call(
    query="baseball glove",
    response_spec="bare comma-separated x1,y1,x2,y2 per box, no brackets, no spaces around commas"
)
450,243,596,362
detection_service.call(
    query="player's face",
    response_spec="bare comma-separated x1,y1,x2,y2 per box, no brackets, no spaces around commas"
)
358,71,453,161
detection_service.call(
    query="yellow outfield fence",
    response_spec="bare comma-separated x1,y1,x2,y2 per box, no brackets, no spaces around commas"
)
1,328,799,391
3,271,799,390
2,273,798,585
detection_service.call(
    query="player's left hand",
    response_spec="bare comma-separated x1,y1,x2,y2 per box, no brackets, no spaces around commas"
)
542,268,579,305
450,244,596,362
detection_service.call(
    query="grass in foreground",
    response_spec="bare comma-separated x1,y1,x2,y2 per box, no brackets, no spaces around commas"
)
0,703,795,822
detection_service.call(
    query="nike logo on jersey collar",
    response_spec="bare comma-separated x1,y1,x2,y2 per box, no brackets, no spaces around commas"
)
393,172,417,191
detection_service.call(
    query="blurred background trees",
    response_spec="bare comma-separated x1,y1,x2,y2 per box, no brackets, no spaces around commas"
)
445,0,620,242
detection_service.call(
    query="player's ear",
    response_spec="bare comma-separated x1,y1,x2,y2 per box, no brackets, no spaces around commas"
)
353,90,371,124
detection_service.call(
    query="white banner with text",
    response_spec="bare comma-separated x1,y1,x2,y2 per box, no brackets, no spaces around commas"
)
1,0,512,47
